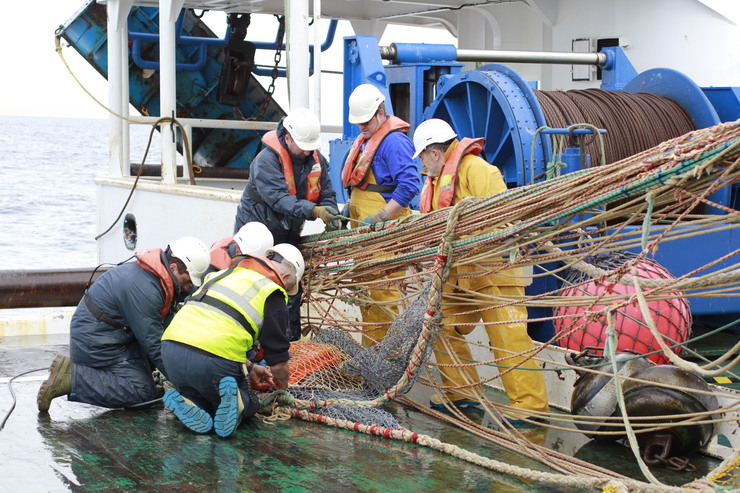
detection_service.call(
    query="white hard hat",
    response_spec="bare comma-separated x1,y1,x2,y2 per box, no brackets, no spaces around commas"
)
283,107,322,151
348,84,385,124
233,222,274,257
168,236,210,287
412,118,458,158
265,243,305,295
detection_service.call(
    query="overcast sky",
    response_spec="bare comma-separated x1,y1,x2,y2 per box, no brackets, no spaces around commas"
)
0,3,454,123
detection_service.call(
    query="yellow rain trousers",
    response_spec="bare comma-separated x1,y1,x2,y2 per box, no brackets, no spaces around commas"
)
349,169,411,346
426,142,548,414
434,284,549,413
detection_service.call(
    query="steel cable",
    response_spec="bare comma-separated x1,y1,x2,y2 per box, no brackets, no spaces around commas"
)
535,89,695,166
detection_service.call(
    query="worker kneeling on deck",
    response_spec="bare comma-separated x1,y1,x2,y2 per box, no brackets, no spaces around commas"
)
207,221,274,274
37,236,211,413
413,119,549,423
160,243,304,437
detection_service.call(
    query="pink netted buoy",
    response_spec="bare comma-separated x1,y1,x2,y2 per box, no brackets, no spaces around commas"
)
553,252,691,364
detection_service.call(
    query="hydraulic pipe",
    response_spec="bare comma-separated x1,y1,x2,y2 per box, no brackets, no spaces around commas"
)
0,268,110,309
379,44,607,66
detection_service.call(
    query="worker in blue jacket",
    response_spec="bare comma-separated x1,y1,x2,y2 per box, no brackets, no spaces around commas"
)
37,237,211,413
341,84,421,345
234,108,340,341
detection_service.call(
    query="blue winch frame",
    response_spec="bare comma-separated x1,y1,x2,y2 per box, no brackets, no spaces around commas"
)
331,35,740,333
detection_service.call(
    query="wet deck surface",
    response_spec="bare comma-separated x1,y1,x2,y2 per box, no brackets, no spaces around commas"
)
0,338,722,492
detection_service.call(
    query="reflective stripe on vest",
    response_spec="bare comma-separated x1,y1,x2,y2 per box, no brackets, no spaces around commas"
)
261,130,322,202
196,278,275,333
341,115,410,189
419,138,485,213
162,267,287,362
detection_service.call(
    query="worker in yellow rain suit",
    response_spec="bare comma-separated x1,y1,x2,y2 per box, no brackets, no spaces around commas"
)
341,84,421,346
412,118,549,423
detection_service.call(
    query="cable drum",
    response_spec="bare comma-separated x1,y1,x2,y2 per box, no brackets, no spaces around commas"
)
535,89,696,166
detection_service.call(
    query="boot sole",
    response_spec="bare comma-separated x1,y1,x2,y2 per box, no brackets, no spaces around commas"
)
214,377,239,438
163,390,213,434
37,355,72,413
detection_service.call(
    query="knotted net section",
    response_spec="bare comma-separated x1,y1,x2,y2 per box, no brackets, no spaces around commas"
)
260,121,740,492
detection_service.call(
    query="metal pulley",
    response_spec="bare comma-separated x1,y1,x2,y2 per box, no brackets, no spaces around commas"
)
621,365,719,461
568,351,651,440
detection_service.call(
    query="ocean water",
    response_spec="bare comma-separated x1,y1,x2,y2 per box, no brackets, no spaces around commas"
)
0,115,160,270
0,115,337,272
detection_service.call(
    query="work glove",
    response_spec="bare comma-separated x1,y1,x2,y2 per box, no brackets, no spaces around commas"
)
340,202,351,229
312,205,340,224
152,369,173,394
325,219,341,232
363,209,390,225
313,206,341,232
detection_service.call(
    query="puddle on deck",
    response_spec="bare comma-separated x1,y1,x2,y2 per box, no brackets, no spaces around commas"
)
0,342,721,492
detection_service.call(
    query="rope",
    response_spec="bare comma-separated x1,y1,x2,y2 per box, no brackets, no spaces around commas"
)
280,406,708,493
290,120,740,491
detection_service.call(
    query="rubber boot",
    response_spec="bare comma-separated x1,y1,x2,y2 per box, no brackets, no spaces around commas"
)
37,355,72,413
163,390,213,434
214,377,244,438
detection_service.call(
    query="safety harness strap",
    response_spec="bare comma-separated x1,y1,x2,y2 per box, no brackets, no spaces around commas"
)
84,294,128,331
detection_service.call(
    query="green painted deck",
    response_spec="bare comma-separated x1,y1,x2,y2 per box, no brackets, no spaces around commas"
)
0,337,726,492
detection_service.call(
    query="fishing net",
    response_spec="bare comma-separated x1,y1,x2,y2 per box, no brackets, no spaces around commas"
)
264,121,740,491
285,283,436,429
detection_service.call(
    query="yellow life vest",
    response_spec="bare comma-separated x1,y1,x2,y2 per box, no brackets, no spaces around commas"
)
162,267,288,362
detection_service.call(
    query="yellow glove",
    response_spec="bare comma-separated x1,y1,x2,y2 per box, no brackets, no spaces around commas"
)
312,206,340,224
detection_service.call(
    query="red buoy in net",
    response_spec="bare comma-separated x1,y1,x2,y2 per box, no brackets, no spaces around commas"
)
553,252,691,364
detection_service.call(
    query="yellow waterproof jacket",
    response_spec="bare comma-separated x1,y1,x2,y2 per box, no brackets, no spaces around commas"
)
162,267,288,362
429,140,526,290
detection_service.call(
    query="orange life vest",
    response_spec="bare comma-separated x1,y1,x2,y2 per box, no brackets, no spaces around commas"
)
233,254,285,290
419,137,485,213
261,130,322,202
135,248,177,318
341,115,410,188
209,237,235,271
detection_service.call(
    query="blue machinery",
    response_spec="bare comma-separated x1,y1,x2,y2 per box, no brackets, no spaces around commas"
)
60,5,739,331
330,35,740,335
60,2,336,168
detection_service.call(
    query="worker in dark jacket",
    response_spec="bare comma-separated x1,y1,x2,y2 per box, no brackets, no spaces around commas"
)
233,107,340,340
37,236,211,413
233,107,340,243
161,243,304,438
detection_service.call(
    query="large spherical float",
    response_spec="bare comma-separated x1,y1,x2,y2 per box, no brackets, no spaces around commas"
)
553,252,691,364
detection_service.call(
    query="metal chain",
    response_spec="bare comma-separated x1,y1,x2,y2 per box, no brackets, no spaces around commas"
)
649,453,697,473
251,15,285,121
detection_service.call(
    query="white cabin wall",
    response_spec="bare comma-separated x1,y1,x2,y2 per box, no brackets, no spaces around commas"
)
457,2,548,84
460,0,738,90
548,0,740,89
